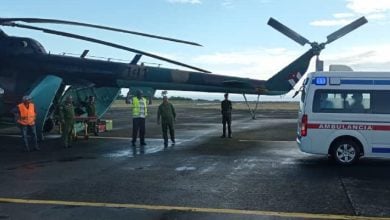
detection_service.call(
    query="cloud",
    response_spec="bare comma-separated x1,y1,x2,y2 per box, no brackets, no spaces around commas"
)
310,11,365,27
310,0,390,27
333,13,355,19
323,44,390,70
191,47,303,79
167,0,201,4
188,42,390,81
154,43,390,100
366,13,386,20
310,18,355,27
310,13,386,27
346,0,390,14
222,0,234,8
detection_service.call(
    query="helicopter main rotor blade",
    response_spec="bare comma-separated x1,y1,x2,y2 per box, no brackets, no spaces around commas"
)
6,23,210,73
326,16,367,45
0,18,202,47
267,17,311,46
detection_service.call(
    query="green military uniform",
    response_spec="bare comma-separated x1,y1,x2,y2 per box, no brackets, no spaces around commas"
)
157,101,176,147
59,102,75,148
85,101,96,117
84,101,97,135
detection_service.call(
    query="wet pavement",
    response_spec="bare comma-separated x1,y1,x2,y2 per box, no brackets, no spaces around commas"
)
0,102,390,220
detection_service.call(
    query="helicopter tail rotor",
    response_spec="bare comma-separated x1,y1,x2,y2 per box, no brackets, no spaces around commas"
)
268,16,368,55
265,16,367,91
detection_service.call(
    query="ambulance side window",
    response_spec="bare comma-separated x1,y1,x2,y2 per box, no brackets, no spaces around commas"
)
314,90,371,113
313,91,340,112
372,91,390,114
345,92,370,113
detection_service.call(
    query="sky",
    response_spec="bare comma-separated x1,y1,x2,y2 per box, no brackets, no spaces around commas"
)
2,0,390,101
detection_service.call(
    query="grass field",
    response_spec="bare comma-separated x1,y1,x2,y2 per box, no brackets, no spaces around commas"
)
111,99,299,111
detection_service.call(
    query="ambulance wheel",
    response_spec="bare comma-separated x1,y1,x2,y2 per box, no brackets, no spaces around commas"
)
332,140,360,165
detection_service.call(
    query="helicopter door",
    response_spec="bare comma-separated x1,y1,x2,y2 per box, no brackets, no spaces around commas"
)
28,75,63,140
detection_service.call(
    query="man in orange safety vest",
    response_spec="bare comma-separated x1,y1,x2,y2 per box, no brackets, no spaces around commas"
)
15,96,40,152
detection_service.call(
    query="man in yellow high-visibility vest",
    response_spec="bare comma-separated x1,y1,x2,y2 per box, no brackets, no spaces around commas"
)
131,90,148,154
16,96,40,152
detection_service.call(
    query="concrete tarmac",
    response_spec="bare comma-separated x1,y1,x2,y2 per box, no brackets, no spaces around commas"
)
0,102,389,220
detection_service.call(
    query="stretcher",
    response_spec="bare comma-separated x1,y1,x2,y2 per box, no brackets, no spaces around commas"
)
74,116,99,139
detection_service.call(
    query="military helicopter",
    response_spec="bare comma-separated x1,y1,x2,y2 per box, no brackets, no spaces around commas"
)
0,16,367,139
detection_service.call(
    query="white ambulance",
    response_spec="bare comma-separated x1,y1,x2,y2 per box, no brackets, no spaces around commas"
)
297,67,390,165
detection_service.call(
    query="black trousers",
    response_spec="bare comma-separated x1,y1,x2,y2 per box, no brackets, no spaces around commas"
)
222,114,232,136
132,118,145,144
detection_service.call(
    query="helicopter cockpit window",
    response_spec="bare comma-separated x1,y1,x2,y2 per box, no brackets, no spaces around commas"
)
0,29,6,37
31,39,47,54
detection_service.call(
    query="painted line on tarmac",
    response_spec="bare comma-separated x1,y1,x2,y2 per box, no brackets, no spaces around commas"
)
0,134,21,138
0,197,389,220
0,134,61,139
0,134,177,143
239,139,294,143
0,134,131,140
88,136,164,141
88,136,131,140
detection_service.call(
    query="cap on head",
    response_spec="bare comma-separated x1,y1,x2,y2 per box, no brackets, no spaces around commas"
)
22,95,32,102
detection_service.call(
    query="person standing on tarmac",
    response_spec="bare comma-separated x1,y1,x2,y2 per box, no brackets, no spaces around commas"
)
221,93,232,138
85,96,96,117
59,96,75,148
83,96,98,135
157,96,176,148
131,90,148,154
15,96,40,152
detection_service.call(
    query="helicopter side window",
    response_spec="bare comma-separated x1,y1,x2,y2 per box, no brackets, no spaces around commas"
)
17,40,33,53
21,40,28,47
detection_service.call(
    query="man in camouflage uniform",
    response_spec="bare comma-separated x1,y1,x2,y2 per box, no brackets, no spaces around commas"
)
84,96,96,117
59,96,75,148
83,96,97,135
157,96,176,148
